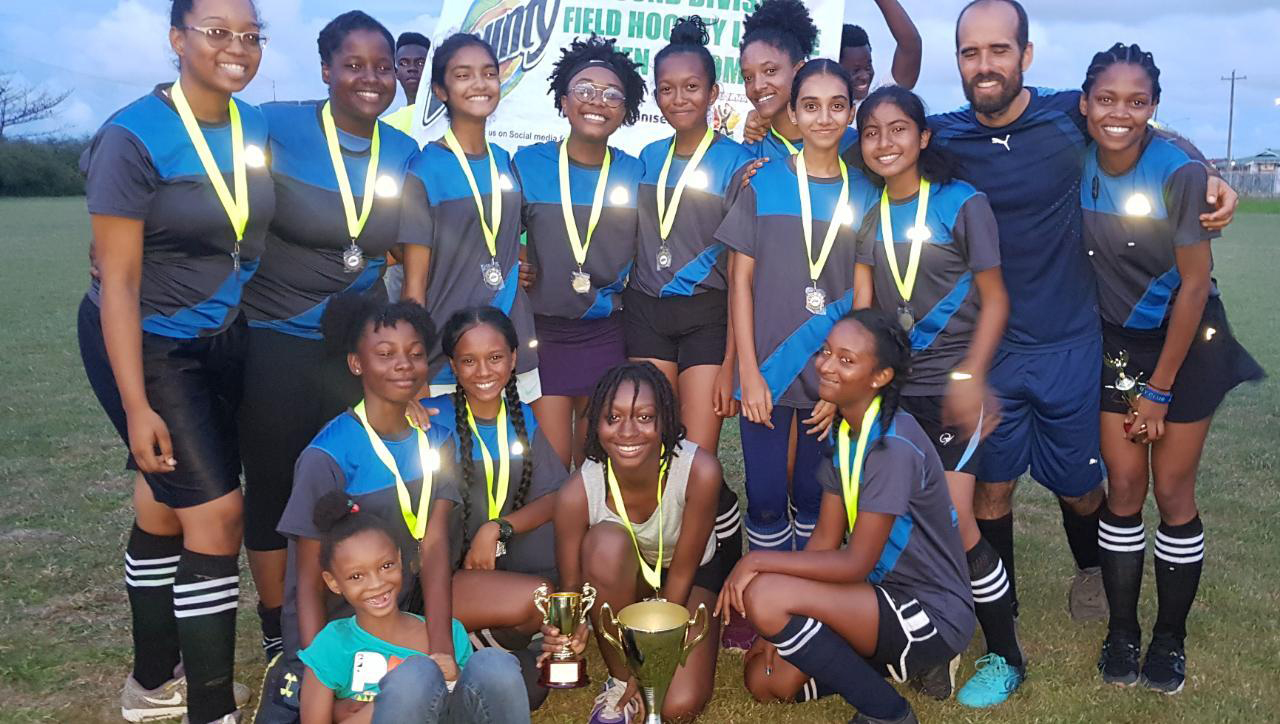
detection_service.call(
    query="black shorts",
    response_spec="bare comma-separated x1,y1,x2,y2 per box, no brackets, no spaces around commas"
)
77,294,245,508
662,486,742,594
240,327,362,552
622,288,727,371
1101,296,1263,423
898,395,981,475
868,585,960,682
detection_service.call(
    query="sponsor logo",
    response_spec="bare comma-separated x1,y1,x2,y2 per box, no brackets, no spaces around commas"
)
939,432,955,446
990,134,1011,151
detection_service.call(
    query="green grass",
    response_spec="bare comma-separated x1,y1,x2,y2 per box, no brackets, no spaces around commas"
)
1236,198,1280,215
1,197,1277,723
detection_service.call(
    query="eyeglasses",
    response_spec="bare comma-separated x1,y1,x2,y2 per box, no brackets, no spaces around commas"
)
397,58,427,69
570,82,625,109
183,26,268,50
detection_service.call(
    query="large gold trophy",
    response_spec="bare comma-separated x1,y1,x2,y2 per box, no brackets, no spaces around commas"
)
598,599,709,724
533,582,597,688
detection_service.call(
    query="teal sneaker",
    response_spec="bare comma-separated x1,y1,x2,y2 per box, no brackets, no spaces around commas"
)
956,653,1024,708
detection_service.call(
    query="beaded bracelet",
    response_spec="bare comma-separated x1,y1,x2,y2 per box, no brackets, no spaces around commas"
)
1140,386,1173,405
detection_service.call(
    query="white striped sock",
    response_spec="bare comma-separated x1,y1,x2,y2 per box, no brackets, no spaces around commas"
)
173,576,238,619
972,558,1011,603
1155,529,1204,564
1099,519,1146,553
125,553,179,588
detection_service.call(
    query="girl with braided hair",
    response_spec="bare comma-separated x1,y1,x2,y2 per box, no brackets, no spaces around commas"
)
721,309,973,724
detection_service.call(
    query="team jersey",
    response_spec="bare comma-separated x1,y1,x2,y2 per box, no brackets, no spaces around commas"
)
1082,133,1218,330
513,141,642,320
398,140,537,384
82,84,275,339
241,100,419,339
818,410,974,653
632,133,755,298
857,180,1001,394
927,88,1097,351
299,615,473,701
423,394,567,578
716,155,879,408
743,125,859,163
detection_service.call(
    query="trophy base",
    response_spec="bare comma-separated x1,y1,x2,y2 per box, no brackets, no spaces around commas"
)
540,657,589,689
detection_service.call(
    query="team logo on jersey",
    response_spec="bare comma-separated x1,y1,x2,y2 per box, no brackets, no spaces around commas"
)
990,134,1012,151
939,432,955,445
423,0,561,128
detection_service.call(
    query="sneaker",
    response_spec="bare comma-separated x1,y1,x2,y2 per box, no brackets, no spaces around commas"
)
956,653,1025,708
183,711,242,724
121,674,187,722
849,706,919,724
907,654,959,700
251,654,301,724
588,676,640,724
721,610,757,653
1069,567,1108,622
1139,637,1186,694
1097,633,1141,686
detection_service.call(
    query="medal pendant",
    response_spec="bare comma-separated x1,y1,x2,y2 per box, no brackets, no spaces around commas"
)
342,242,365,273
656,246,673,270
481,260,505,290
495,540,508,558
571,270,592,294
897,304,915,332
804,285,827,316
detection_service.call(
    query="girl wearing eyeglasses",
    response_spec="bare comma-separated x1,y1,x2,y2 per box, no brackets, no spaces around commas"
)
77,0,272,721
511,35,646,468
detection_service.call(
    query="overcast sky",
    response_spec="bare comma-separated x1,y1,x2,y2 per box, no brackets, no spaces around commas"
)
2,0,1277,159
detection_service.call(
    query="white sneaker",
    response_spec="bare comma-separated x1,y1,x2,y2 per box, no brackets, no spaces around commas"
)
181,710,242,724
121,674,186,722
588,676,641,724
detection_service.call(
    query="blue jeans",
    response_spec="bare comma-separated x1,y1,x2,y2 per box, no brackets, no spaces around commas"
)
371,649,530,724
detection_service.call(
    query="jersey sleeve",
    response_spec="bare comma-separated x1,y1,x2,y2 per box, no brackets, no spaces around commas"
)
817,457,842,496
84,124,158,219
714,181,759,258
856,438,919,517
953,193,1002,272
297,621,349,694
397,166,435,248
278,448,345,540
1165,162,1217,247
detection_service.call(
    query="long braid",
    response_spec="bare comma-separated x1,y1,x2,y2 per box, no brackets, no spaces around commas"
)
504,376,534,511
453,385,475,568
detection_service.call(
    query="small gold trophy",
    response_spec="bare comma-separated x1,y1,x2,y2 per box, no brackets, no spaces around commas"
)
533,582,597,688
599,599,709,724
1104,350,1148,440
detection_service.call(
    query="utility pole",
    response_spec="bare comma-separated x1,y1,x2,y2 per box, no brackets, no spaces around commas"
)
1221,70,1246,167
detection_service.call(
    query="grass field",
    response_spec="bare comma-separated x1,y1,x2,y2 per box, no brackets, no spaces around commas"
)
1,197,1277,723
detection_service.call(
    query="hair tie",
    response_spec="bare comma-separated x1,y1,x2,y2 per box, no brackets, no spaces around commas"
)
565,58,615,83
347,499,360,514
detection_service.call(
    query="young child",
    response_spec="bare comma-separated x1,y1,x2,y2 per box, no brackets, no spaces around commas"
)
299,491,529,723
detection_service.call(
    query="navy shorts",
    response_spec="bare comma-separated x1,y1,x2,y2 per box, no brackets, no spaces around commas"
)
978,336,1104,497
899,395,981,475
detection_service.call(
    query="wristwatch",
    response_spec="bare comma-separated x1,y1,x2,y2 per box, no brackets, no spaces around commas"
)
494,518,514,558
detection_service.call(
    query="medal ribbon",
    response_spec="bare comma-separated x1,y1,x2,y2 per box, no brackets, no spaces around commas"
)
321,100,381,244
655,128,714,241
880,179,932,303
465,399,511,520
444,128,503,260
771,127,800,155
353,400,435,540
606,452,670,591
558,139,611,269
795,149,850,284
170,80,248,243
837,396,882,533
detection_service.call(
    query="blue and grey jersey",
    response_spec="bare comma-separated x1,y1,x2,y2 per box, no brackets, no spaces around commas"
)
398,140,536,383
818,410,974,653
1082,134,1218,330
716,156,879,408
743,126,859,163
82,84,275,339
241,100,420,339
857,180,1001,394
513,140,642,320
632,133,754,298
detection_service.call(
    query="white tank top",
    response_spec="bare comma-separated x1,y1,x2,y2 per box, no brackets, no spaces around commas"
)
582,442,715,568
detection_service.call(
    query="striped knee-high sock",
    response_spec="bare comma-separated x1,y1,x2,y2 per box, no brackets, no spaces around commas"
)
745,515,793,552
967,538,1023,667
767,615,908,720
1099,509,1146,640
173,551,239,723
1153,516,1204,645
124,524,182,689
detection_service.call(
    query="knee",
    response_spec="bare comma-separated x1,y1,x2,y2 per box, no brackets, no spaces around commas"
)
1060,486,1105,515
741,574,786,635
1152,479,1198,523
973,482,1014,518
460,648,523,691
582,525,634,584
661,686,710,723
380,655,445,702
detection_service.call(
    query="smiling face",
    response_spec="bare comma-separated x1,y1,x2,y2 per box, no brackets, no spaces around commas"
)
563,66,626,144
1082,62,1157,157
816,318,893,407
349,320,428,405
655,52,718,133
598,380,661,470
859,99,930,181
955,1,1031,116
790,71,853,154
169,0,262,94
449,323,516,409
741,40,799,122
839,45,874,101
433,43,501,121
322,529,403,619
395,44,428,101
324,28,397,124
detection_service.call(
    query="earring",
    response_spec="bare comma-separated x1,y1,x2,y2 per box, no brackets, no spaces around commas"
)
871,382,879,388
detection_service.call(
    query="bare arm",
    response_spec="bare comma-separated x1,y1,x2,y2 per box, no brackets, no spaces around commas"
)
962,268,1009,377
553,473,590,592
854,263,874,310
802,491,847,551
875,0,922,89
295,537,328,649
299,668,338,724
660,449,721,606
401,244,432,305
731,252,773,427
420,499,456,657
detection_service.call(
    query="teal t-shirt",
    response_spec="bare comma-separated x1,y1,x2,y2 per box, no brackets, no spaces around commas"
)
298,614,474,701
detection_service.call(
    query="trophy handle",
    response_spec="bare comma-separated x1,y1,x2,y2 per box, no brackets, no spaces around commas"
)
679,603,710,665
532,582,550,621
579,582,598,625
597,602,625,659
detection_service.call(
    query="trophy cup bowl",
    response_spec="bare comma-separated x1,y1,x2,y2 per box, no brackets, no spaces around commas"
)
598,599,709,724
533,582,596,688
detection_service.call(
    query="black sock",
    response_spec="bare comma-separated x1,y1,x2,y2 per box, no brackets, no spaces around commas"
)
1153,516,1204,645
967,539,1023,667
1098,508,1145,640
977,514,1017,616
796,677,837,702
125,524,182,689
174,550,239,722
1060,496,1104,570
258,603,283,659
766,615,908,720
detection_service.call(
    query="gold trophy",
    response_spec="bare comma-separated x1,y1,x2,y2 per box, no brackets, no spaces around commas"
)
533,582,597,688
1104,350,1148,440
599,599,709,724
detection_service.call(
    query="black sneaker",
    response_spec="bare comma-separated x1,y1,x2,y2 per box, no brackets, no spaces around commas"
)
1140,637,1186,694
1097,633,1141,686
907,655,959,700
850,705,919,724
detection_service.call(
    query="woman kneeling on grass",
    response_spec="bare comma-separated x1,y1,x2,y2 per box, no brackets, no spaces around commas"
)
720,310,974,724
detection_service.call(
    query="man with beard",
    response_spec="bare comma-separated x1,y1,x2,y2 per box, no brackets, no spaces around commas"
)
383,31,430,135
921,0,1237,709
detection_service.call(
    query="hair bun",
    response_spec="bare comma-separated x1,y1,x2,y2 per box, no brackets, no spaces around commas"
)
669,15,710,47
743,0,818,58
313,491,358,533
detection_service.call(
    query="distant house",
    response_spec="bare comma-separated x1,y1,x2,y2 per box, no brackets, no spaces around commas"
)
1211,148,1280,172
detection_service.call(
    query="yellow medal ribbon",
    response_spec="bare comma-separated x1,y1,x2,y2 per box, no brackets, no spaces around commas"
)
321,100,381,245
169,80,249,249
771,127,800,156
794,149,850,285
352,400,437,540
444,127,503,260
606,452,670,591
655,128,714,241
880,179,932,303
558,139,611,271
837,396,882,533
465,399,511,521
